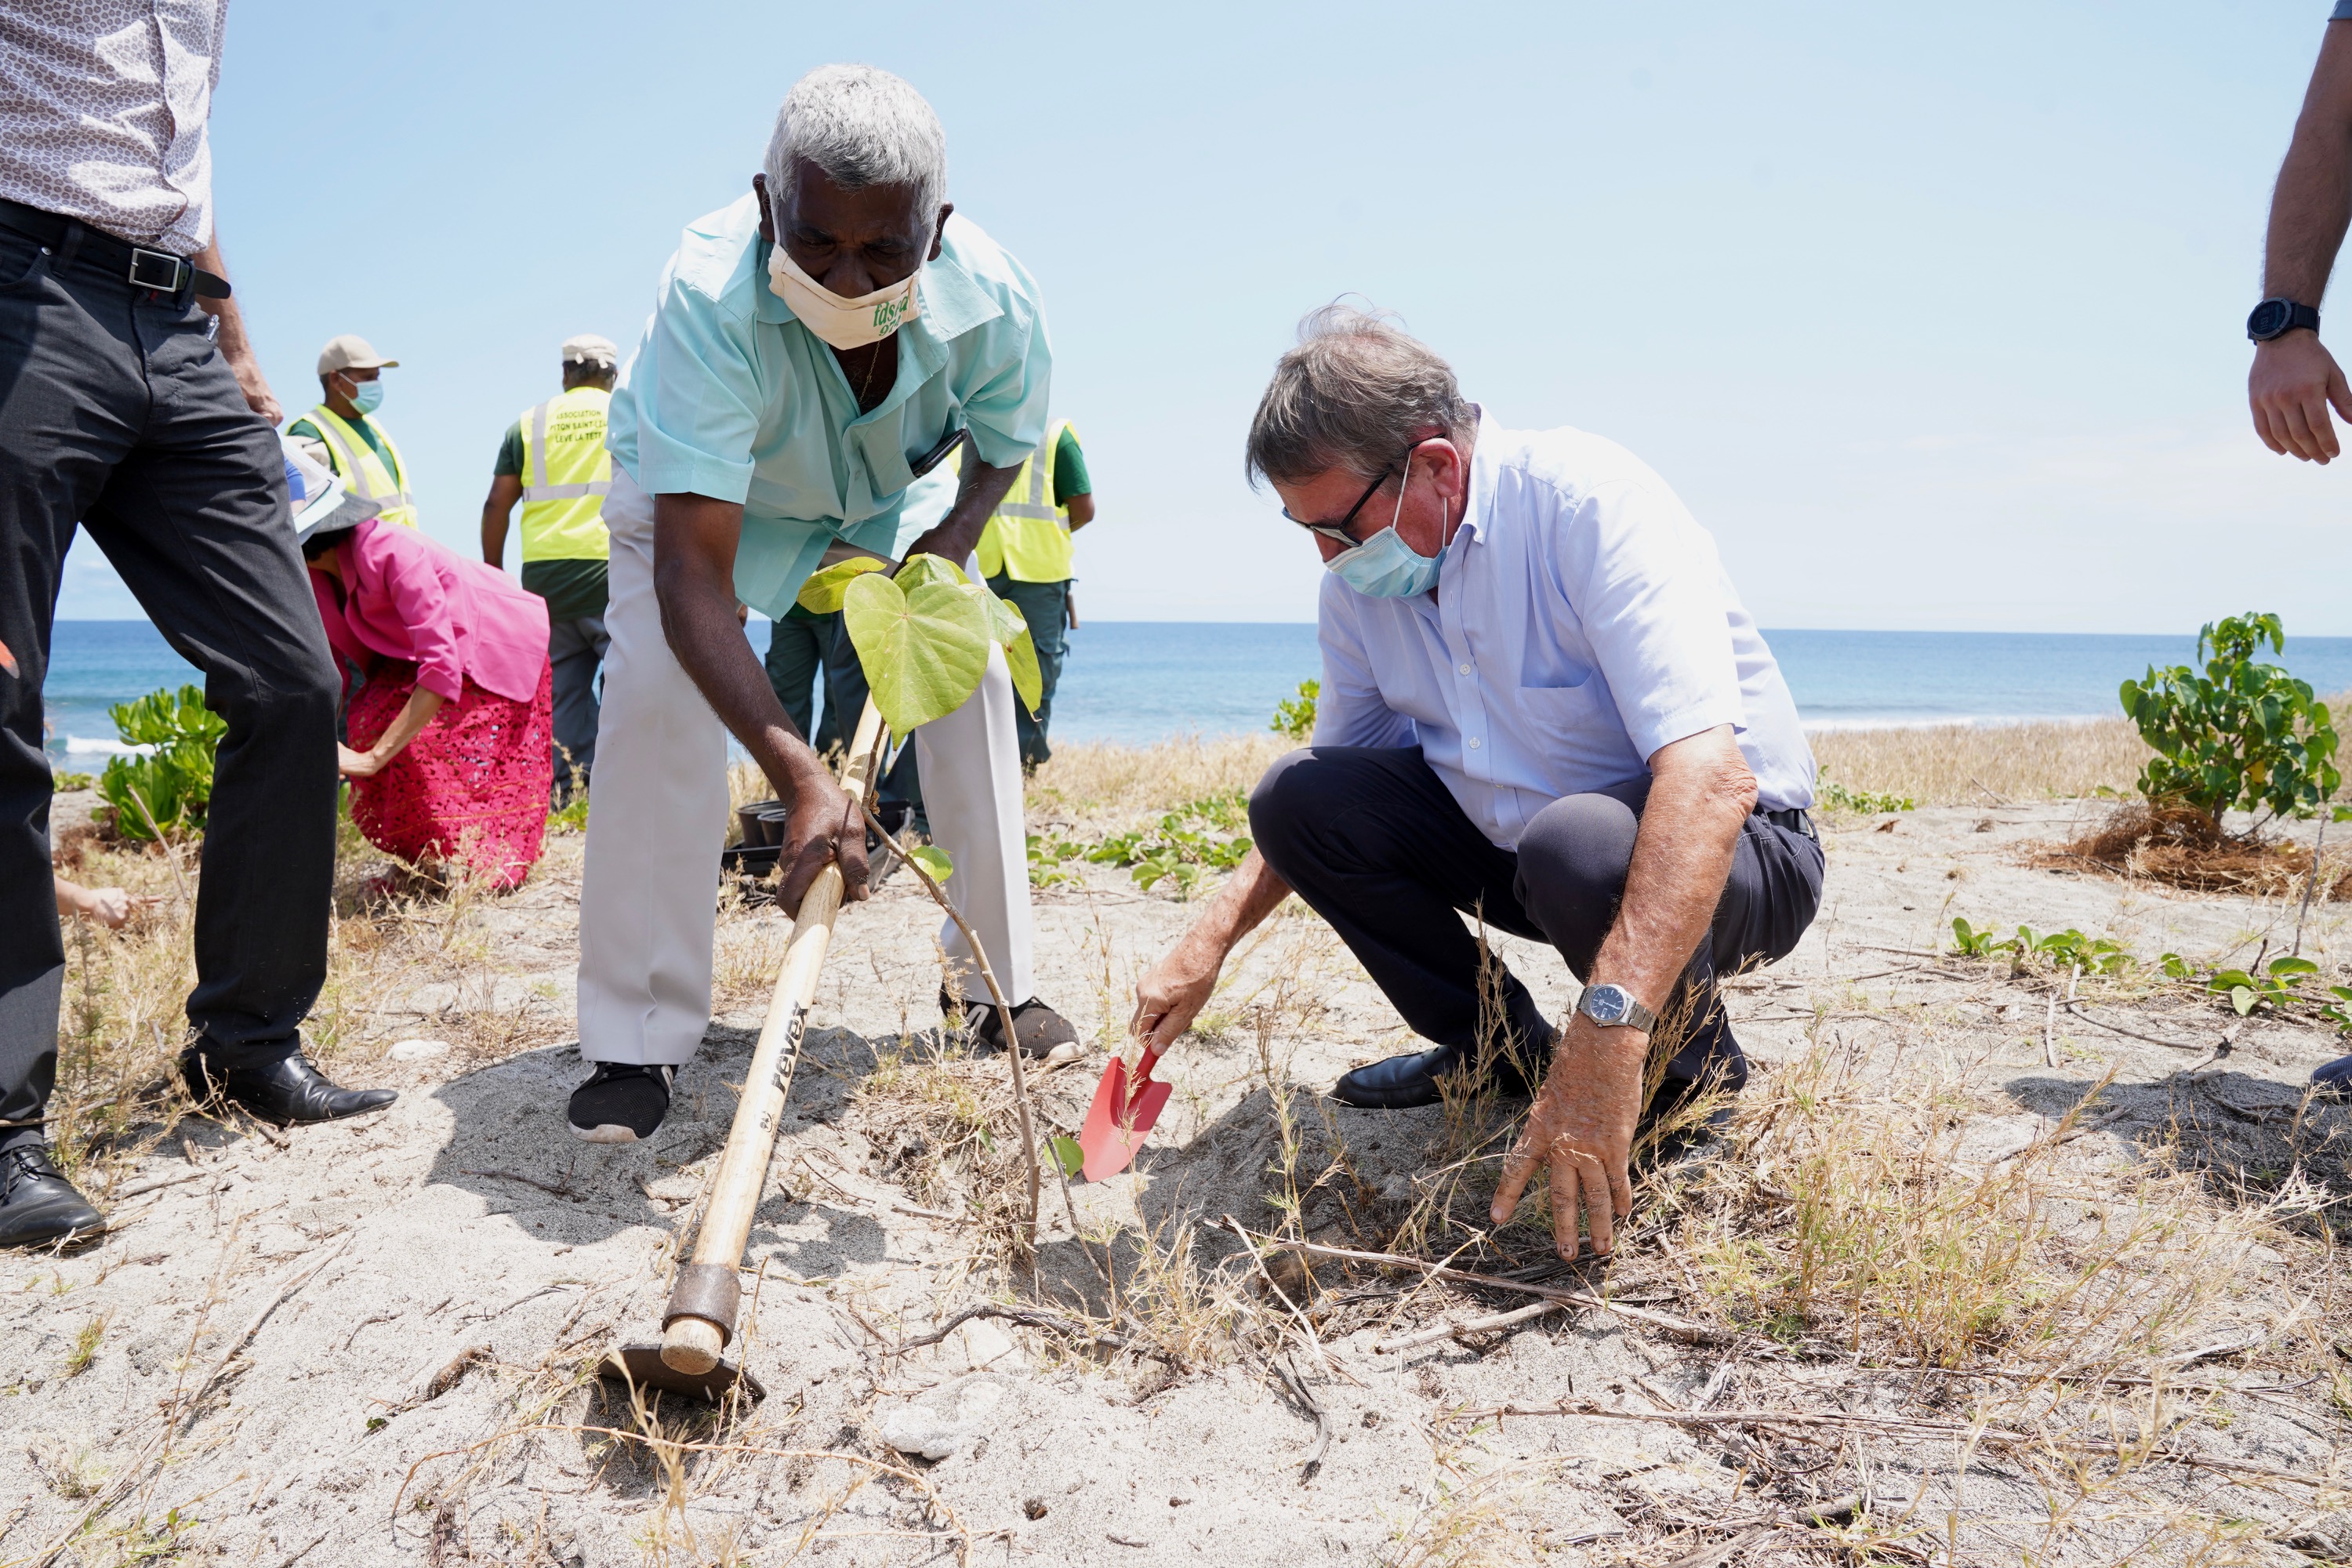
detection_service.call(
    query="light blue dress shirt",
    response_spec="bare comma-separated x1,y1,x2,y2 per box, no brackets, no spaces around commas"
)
606,194,1051,618
1313,414,1817,848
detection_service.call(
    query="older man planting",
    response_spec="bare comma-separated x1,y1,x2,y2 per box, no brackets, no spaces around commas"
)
570,64,1078,1144
1131,307,1824,1258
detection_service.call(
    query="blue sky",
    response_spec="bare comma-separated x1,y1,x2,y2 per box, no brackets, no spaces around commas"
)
55,0,2352,633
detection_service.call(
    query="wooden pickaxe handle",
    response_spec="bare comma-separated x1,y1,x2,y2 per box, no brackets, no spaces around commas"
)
661,698,886,1376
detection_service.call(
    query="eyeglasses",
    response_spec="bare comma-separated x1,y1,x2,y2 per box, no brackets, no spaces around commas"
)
1281,444,1423,546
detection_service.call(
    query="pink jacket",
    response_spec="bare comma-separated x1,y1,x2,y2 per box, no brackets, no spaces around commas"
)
310,516,550,704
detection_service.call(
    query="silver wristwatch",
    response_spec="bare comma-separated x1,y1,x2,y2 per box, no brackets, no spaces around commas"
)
1576,982,1657,1033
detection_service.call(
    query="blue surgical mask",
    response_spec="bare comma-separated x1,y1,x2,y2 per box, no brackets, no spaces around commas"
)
1325,452,1446,598
347,378,383,416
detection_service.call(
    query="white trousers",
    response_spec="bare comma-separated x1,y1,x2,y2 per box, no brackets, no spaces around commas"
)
576,472,1035,1067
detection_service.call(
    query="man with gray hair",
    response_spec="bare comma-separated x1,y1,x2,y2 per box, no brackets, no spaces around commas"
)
566,64,1078,1143
1131,307,1824,1260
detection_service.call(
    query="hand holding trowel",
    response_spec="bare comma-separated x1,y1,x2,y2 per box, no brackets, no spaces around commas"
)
1081,973,1200,1180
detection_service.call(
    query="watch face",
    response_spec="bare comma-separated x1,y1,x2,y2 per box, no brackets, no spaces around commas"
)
2251,299,2291,339
1586,985,1628,1025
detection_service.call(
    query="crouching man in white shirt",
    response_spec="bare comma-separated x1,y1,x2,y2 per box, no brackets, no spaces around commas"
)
1131,307,1824,1258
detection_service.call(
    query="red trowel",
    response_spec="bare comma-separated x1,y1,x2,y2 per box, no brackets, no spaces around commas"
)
1077,1040,1171,1181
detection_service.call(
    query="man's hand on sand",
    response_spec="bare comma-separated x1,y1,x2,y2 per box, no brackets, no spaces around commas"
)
2251,333,2352,462
1490,1012,1649,1258
1130,932,1222,1052
777,773,868,909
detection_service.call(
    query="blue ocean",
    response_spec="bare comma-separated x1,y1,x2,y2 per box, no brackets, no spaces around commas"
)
38,619,2352,763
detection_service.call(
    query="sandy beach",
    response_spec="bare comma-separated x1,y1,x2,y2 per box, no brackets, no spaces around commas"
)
5,735,2349,1566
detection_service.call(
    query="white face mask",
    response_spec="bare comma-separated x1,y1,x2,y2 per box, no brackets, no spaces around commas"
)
766,238,922,350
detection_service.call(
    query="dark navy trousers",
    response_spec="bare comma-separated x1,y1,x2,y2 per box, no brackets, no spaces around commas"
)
1249,746,1825,1091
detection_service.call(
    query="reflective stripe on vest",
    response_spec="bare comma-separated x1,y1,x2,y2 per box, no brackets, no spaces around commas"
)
303,405,416,528
516,387,612,563
975,419,1076,583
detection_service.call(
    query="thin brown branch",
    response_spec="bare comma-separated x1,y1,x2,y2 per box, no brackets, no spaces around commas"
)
859,801,1041,1250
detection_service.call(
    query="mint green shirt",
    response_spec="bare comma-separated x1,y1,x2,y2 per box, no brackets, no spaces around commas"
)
605,195,1053,618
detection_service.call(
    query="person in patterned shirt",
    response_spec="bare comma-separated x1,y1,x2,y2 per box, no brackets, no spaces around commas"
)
0,2,396,1251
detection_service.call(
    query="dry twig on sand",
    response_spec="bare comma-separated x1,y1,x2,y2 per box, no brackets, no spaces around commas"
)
393,1425,974,1566
1439,1398,2347,1491
1261,1234,1730,1345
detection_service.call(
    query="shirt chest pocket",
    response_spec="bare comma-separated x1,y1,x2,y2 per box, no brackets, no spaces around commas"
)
851,423,917,500
1512,678,1612,750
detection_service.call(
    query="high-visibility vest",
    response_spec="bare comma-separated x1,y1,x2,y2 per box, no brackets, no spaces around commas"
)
302,405,416,529
974,419,1077,583
514,386,612,562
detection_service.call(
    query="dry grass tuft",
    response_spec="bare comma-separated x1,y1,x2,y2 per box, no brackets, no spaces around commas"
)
1650,1041,2267,1374
1809,717,2153,808
47,803,572,1189
1028,733,1290,830
2042,798,2350,898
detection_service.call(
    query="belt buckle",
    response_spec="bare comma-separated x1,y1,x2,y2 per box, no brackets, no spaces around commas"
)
127,247,187,292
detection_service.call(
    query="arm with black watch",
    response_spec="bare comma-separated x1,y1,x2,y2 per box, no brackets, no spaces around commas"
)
2249,299,2321,342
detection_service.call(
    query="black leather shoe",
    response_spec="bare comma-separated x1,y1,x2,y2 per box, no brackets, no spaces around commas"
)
0,1145,104,1250
940,988,1082,1064
2316,1054,2352,1099
1330,1036,1554,1109
180,1044,397,1127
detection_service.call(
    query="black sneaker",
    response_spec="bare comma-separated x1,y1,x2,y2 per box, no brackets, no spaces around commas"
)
568,1062,675,1143
938,988,1082,1064
0,1145,104,1250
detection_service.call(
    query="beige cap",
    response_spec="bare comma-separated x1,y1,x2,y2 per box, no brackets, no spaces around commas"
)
561,332,619,367
316,334,397,376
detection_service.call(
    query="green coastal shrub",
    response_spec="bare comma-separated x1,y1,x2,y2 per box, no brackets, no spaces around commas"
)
1817,779,1915,815
2119,612,2339,829
1271,678,1318,742
98,684,224,840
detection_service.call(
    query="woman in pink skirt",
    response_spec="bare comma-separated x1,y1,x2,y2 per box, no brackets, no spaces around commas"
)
299,496,554,891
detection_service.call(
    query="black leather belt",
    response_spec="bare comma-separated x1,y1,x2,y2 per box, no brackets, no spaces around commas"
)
0,198,230,299
1759,806,1817,841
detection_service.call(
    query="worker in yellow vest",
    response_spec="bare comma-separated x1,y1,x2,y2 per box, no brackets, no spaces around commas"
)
480,334,618,804
972,417,1094,768
286,335,415,529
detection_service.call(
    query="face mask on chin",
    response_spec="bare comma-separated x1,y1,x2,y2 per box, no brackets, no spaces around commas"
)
345,378,383,416
1324,452,1447,599
766,231,924,350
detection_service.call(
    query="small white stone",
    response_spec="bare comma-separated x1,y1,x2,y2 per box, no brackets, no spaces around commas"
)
389,1039,452,1062
877,1404,964,1460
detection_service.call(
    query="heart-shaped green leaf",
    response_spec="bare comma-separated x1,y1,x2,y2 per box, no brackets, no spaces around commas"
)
908,843,955,884
797,555,888,614
895,553,970,593
964,580,1044,716
1001,624,1043,717
842,569,992,735
1047,1134,1083,1178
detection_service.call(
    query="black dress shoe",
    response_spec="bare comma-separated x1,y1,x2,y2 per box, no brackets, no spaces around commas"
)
2315,1054,2352,1099
1330,1037,1552,1110
939,988,1082,1063
180,1044,397,1127
0,1145,104,1250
